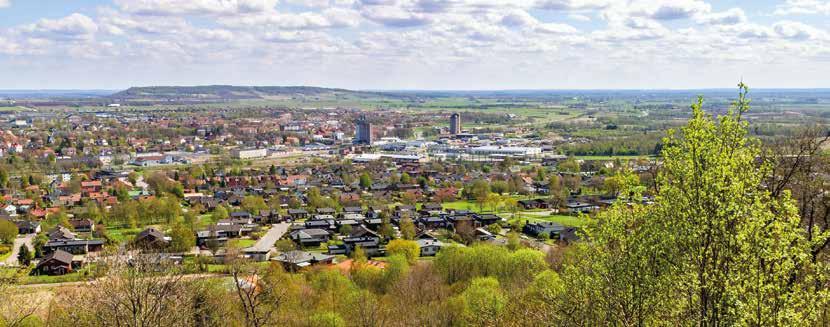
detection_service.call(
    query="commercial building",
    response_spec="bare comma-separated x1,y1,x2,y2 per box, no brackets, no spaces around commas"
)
232,148,268,159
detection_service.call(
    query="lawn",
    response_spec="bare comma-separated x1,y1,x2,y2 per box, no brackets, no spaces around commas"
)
0,249,12,262
231,239,257,248
525,214,588,227
106,226,143,243
574,155,653,161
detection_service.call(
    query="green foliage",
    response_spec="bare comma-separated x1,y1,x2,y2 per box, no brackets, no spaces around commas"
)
434,244,546,286
359,173,372,190
17,245,32,266
386,240,419,264
0,219,17,244
169,222,195,252
241,195,268,213
561,84,829,325
458,277,507,325
399,217,416,240
308,311,345,327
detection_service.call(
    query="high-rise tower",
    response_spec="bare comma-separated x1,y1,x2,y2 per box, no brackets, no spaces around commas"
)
449,113,461,135
355,115,373,145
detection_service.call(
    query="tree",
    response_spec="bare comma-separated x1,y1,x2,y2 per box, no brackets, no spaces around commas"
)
242,195,268,214
213,205,229,221
458,277,506,325
17,245,32,266
386,239,420,264
359,173,372,190
230,261,290,327
170,222,195,253
0,219,17,244
0,167,7,188
399,217,416,240
561,84,828,325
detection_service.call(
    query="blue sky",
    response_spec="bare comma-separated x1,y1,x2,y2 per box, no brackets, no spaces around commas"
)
1,0,830,90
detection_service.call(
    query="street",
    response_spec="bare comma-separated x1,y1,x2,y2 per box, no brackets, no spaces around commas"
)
3,233,35,267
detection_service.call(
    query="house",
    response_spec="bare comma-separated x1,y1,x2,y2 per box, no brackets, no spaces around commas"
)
523,221,566,239
565,201,599,213
35,250,75,275
305,218,336,230
314,207,334,214
417,216,448,229
342,206,363,214
15,220,41,234
48,226,77,241
518,199,550,210
338,226,383,256
474,228,495,241
289,228,331,247
133,228,170,250
43,239,105,255
287,208,308,220
417,237,443,256
69,219,95,233
273,250,334,271
475,214,503,226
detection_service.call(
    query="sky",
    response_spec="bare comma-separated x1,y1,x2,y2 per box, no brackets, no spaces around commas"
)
1,0,830,90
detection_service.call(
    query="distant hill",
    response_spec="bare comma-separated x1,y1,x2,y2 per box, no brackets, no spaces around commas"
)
110,85,392,100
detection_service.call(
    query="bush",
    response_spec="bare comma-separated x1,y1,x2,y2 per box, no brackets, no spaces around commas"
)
0,244,10,254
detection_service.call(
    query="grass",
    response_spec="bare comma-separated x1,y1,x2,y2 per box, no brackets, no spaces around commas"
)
525,214,588,227
574,155,653,161
0,249,12,262
231,239,257,248
106,226,143,243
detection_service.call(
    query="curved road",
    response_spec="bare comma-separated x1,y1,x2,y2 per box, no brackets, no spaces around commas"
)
3,234,35,267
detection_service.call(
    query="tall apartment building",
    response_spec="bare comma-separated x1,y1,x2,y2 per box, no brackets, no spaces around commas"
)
355,115,373,145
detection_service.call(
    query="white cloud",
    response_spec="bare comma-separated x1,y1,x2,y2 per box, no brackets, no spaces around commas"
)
21,13,98,40
773,21,824,40
628,0,711,21
360,5,431,27
0,0,10,9
774,0,830,15
697,8,746,26
501,9,537,27
115,0,279,16
535,0,611,11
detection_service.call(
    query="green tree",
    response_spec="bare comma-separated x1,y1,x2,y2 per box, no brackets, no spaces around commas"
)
212,205,229,222
169,222,195,253
17,245,32,266
0,167,7,188
386,239,420,264
459,277,507,325
359,173,372,190
0,219,17,244
241,195,268,214
399,217,416,240
561,84,828,326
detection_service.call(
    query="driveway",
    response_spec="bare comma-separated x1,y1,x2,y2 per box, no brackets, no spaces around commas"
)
247,223,289,253
3,233,35,267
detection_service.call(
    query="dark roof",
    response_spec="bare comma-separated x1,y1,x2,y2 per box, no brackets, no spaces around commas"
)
343,206,363,213
45,239,105,247
38,249,74,267
136,228,166,241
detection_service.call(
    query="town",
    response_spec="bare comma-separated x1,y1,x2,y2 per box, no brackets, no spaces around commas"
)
0,100,616,277
2,85,830,325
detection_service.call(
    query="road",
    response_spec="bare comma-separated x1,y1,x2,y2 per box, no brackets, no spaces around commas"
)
247,223,289,253
3,234,35,267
